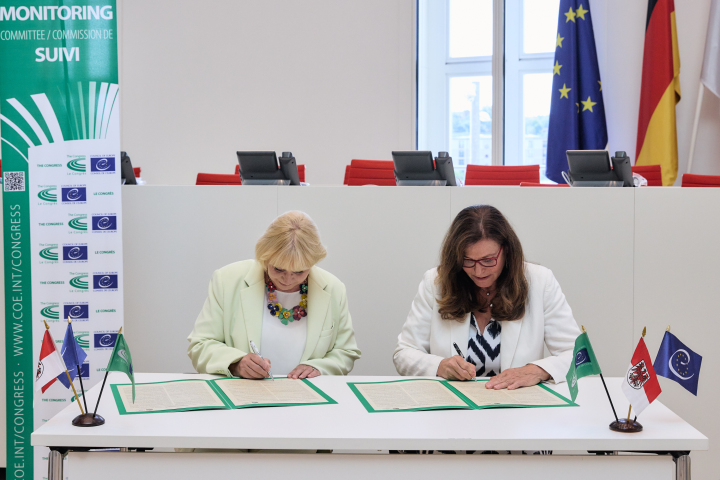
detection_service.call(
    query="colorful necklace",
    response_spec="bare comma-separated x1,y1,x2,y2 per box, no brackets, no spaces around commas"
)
266,280,308,325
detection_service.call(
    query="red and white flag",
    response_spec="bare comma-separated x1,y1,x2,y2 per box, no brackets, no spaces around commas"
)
621,337,662,416
35,330,66,393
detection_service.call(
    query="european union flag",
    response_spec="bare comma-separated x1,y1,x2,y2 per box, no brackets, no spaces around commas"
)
57,322,88,389
546,0,608,184
653,331,702,396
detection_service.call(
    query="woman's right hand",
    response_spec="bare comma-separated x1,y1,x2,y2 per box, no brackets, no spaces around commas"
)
437,355,476,381
231,353,272,379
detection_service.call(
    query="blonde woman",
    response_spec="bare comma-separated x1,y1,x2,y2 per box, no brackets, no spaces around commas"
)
188,211,361,379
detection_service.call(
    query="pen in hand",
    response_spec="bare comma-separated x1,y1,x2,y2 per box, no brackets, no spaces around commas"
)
453,342,476,381
249,340,274,381
452,342,464,358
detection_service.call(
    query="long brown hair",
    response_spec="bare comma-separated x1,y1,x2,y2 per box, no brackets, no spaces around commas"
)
436,205,528,321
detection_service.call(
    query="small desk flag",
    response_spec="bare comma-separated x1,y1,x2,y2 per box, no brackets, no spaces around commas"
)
106,332,135,402
57,322,88,389
546,0,608,184
653,331,702,395
621,337,662,416
35,330,65,393
566,331,602,402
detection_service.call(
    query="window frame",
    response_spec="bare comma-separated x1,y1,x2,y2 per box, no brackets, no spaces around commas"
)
417,0,556,175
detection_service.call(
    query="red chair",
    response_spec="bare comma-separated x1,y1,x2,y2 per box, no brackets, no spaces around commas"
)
464,165,540,186
196,173,243,185
631,165,662,186
234,164,306,183
345,159,396,186
681,173,720,187
520,182,569,187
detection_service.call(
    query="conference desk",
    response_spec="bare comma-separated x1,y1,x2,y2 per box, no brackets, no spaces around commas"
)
32,372,706,480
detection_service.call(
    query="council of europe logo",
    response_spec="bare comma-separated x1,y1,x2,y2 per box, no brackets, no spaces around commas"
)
94,332,117,349
93,274,118,290
91,157,115,172
63,304,89,321
61,186,87,203
92,215,117,231
63,245,88,262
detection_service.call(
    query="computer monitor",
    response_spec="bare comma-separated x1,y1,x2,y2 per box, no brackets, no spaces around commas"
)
236,151,300,185
566,150,634,187
120,151,137,185
391,151,457,186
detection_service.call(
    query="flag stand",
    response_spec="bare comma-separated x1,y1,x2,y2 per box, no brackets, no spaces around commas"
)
609,404,643,433
73,325,124,427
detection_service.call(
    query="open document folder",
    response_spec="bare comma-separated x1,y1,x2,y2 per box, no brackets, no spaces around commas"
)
111,377,336,415
347,379,576,413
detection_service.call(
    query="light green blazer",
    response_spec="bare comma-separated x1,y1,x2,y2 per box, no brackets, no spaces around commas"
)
188,259,361,376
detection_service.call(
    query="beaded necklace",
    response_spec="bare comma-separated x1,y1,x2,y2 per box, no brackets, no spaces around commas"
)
266,280,308,326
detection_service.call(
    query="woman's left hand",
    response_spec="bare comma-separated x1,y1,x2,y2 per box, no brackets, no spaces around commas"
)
485,364,551,390
287,364,321,379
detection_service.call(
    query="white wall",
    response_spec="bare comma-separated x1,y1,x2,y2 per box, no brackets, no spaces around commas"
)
118,0,720,186
592,0,720,182
117,0,416,186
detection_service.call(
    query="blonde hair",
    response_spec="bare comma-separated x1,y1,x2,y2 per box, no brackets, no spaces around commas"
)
255,211,327,271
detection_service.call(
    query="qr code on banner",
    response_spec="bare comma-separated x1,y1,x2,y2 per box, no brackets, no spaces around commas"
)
3,171,25,192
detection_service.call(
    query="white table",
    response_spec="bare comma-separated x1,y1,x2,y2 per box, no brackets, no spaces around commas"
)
32,373,707,480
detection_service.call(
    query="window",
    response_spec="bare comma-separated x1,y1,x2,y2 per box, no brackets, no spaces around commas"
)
418,0,560,182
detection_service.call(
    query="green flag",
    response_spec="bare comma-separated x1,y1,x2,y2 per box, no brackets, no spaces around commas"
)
566,332,602,402
107,334,135,402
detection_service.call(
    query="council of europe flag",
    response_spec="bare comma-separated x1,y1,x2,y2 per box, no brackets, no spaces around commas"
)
57,321,88,389
546,0,608,184
653,331,702,396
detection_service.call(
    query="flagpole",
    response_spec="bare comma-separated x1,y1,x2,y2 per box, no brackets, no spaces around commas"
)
93,326,123,417
68,317,89,413
599,373,619,423
44,321,85,415
582,326,619,422
686,82,705,174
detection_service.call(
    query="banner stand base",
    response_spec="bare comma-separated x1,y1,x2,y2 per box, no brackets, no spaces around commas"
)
609,418,643,433
72,413,105,427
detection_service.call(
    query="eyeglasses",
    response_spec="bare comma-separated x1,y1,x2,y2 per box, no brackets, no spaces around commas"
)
462,246,503,269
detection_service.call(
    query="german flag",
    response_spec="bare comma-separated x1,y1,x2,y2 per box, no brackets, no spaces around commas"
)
635,0,681,186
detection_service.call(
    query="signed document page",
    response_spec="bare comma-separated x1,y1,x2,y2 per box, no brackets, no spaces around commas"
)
114,380,227,414
350,379,471,412
213,378,333,407
450,381,571,407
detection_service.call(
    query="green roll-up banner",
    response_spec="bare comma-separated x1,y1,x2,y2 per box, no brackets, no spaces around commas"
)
1,2,121,478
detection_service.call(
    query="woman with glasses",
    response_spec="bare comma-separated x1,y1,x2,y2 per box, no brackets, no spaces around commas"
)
393,205,580,389
188,211,361,380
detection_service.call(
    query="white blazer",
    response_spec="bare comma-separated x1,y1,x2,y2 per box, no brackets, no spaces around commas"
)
393,263,581,383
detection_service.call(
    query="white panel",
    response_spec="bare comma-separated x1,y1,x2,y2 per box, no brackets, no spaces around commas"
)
118,0,415,186
121,186,279,373
451,187,635,376
70,451,673,480
634,187,720,480
277,187,451,375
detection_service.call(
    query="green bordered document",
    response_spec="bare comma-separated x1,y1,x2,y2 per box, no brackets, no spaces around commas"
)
347,379,576,413
111,377,336,415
